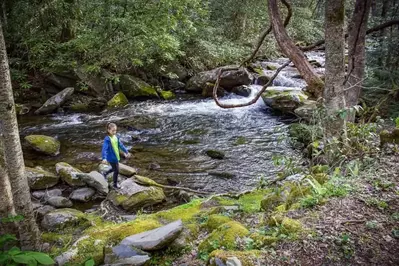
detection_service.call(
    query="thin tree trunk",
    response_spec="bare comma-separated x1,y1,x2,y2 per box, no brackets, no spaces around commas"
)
0,21,40,250
324,0,346,112
345,0,372,108
268,0,324,98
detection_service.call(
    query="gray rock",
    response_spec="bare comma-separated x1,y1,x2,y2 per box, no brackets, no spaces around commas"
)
47,72,78,89
32,188,63,200
55,248,78,266
69,187,96,202
35,205,56,219
56,162,85,187
77,171,109,196
41,208,87,231
186,66,252,93
25,135,60,156
167,80,186,90
120,220,183,251
26,167,59,190
104,245,150,266
47,196,73,208
232,85,251,97
35,87,74,115
75,68,114,97
226,257,242,266
119,163,137,177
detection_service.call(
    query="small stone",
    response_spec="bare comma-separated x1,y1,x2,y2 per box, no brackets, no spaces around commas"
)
47,196,73,208
226,257,242,266
69,187,96,202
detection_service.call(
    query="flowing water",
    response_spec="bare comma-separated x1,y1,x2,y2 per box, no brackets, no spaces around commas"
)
19,52,324,196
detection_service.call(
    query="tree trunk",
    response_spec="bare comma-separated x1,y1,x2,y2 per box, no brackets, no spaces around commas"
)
0,140,16,236
1,1,6,28
324,0,346,112
268,0,324,98
0,21,40,250
345,0,372,108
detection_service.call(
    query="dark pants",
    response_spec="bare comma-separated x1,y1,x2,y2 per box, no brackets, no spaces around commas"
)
104,162,119,186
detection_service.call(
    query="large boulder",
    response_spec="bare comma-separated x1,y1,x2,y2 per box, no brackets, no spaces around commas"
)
232,85,251,97
107,92,129,109
120,220,183,251
47,196,73,208
26,167,59,190
35,87,74,115
56,162,86,187
75,68,114,97
47,72,78,89
119,75,159,99
104,245,150,266
41,208,87,231
186,67,252,93
25,135,60,156
108,179,165,211
261,86,308,113
119,163,137,177
69,187,96,202
76,171,109,195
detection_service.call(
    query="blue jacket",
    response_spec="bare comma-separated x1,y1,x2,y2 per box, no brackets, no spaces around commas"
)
101,135,128,163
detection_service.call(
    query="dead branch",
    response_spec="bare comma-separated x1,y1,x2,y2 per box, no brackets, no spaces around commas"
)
241,0,292,66
301,19,399,51
212,60,291,109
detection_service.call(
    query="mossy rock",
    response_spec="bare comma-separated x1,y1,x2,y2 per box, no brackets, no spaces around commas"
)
261,87,308,113
119,75,159,99
208,250,260,266
198,221,249,253
26,167,59,190
55,162,86,187
205,214,232,232
41,208,88,232
267,215,302,234
69,103,90,112
160,90,176,100
107,92,129,108
249,232,278,247
25,135,60,156
205,150,225,159
133,175,162,187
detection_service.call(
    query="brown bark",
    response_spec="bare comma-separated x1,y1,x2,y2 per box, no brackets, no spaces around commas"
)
324,0,346,113
241,0,292,66
345,0,372,108
268,0,324,98
0,21,40,249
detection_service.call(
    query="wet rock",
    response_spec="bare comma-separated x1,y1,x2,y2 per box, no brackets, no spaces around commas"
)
186,66,252,93
76,171,109,196
35,205,56,220
202,82,226,97
104,245,150,266
26,167,59,190
32,188,63,200
206,150,225,159
47,196,73,208
108,92,129,109
69,187,96,202
255,75,270,86
108,179,165,211
56,162,86,187
160,90,176,100
231,85,251,97
25,135,60,156
35,87,74,115
148,162,161,170
88,97,107,111
41,208,87,231
208,171,235,179
119,163,137,177
261,86,308,113
119,75,159,99
120,220,183,251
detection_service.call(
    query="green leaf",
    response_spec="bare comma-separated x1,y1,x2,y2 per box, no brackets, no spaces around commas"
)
0,234,17,248
12,254,36,265
84,258,95,266
8,247,21,256
27,252,55,265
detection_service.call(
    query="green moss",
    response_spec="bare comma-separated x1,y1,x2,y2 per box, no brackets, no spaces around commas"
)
261,192,283,212
119,75,159,99
266,65,277,70
134,175,162,187
155,199,202,223
56,162,85,187
108,187,166,211
25,135,60,156
208,250,261,266
160,90,176,100
26,167,59,190
249,232,278,247
199,221,249,253
107,92,128,108
217,189,270,213
69,103,89,112
205,150,225,159
313,173,329,185
281,218,302,234
205,215,232,232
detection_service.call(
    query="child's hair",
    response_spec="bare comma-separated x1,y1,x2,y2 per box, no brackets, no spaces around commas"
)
106,122,117,134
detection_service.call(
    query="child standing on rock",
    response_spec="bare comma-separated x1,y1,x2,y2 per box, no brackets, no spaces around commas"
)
101,122,131,189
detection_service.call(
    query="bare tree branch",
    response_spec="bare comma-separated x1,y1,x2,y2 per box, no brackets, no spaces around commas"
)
212,60,291,109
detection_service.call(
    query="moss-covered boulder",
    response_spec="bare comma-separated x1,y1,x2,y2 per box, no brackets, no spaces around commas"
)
160,90,176,100
198,221,249,253
267,215,302,234
41,208,88,231
107,92,128,108
261,86,308,113
25,135,60,156
56,162,86,187
119,75,159,99
205,215,232,232
206,150,225,159
108,179,165,211
26,167,59,190
208,250,260,266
